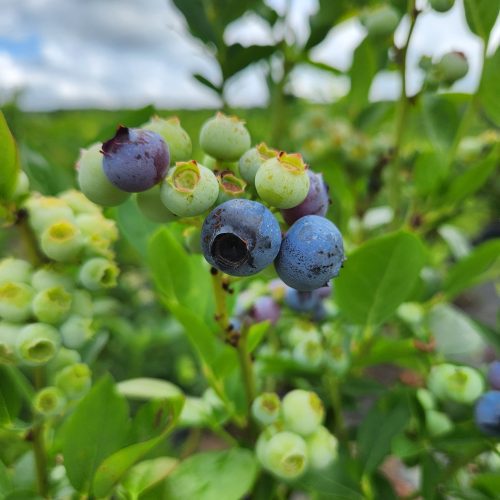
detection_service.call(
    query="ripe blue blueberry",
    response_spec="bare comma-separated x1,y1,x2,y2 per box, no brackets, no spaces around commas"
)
488,361,500,390
275,215,345,291
201,199,281,277
475,391,500,437
102,126,170,193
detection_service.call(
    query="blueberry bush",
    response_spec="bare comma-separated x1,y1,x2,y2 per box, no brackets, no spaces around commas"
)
1,0,500,498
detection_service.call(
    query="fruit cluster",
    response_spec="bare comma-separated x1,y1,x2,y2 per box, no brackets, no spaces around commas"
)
253,389,337,480
0,190,120,415
77,113,345,291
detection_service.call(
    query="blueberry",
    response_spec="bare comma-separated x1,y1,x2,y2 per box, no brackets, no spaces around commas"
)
249,296,281,325
436,51,469,85
216,170,247,205
275,215,345,291
488,361,500,390
201,199,281,277
238,143,278,185
475,391,500,437
33,386,66,416
360,5,400,37
281,170,330,226
285,288,329,314
101,126,170,193
430,0,454,13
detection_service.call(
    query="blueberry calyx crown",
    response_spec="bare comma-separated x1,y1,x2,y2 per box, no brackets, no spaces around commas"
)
211,233,249,269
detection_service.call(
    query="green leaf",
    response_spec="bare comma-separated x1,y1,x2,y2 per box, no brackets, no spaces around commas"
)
305,0,349,50
473,472,500,498
421,94,459,151
0,367,22,426
193,73,221,94
0,111,20,201
479,47,500,126
223,44,275,80
348,37,378,113
413,150,448,197
444,239,500,299
171,0,217,45
62,376,130,493
247,321,270,353
117,378,183,401
358,398,410,474
354,338,422,370
336,231,426,325
163,449,258,500
463,0,500,41
119,457,178,500
92,397,184,498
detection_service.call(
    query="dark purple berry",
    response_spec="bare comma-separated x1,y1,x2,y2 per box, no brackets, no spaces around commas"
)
487,361,500,390
281,170,330,226
285,289,319,313
474,391,500,437
101,126,170,193
201,199,281,277
249,296,281,325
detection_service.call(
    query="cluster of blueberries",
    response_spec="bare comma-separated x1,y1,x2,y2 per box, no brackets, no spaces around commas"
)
77,113,345,292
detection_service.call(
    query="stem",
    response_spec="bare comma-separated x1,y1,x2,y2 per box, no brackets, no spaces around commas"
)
210,268,229,335
237,323,256,416
32,367,49,498
325,374,347,442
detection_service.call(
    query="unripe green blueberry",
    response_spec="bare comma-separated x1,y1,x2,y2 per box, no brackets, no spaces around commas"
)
32,286,72,325
282,389,325,436
252,392,281,426
199,113,251,162
25,195,74,234
428,363,484,405
429,0,454,13
31,267,74,292
41,220,84,262
306,426,338,469
0,322,20,364
79,257,119,291
76,213,119,243
416,388,435,411
77,143,130,207
0,282,34,323
12,170,30,201
262,431,308,480
136,185,178,223
59,189,101,215
286,322,321,348
0,258,33,285
142,116,192,164
33,386,66,416
160,161,219,217
239,143,278,185
216,170,246,204
60,315,94,349
92,297,120,317
425,410,453,437
324,344,349,375
55,363,92,399
436,51,468,85
255,153,310,209
360,5,400,37
183,226,202,254
255,423,283,466
16,323,61,366
293,337,324,368
70,289,93,317
47,347,81,373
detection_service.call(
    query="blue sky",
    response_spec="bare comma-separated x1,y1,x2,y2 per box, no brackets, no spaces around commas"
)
0,0,498,110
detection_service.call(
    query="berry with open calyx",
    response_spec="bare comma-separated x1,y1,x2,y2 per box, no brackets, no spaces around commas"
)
33,386,66,416
293,337,324,368
360,5,400,37
430,0,454,13
199,112,251,162
216,170,247,205
16,323,61,366
32,286,72,325
436,51,468,85
475,391,500,437
60,189,101,215
0,322,21,364
286,322,321,348
55,362,92,399
282,389,325,436
201,199,282,277
255,152,310,209
238,143,278,185
31,267,74,292
77,143,130,206
0,258,32,285
275,215,345,291
41,220,84,262
79,258,119,291
25,195,74,234
161,161,219,217
137,185,178,223
102,126,170,193
252,392,281,426
306,426,338,469
60,315,94,349
142,116,192,164
281,170,329,226
488,361,500,390
0,282,34,323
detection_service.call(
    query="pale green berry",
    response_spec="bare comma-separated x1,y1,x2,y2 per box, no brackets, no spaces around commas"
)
55,363,92,399
286,322,321,348
183,226,202,254
0,258,33,285
76,213,119,242
202,155,238,172
426,410,453,437
142,116,192,164
92,297,120,317
293,337,324,368
428,363,484,405
77,143,130,206
0,282,34,323
12,170,30,200
199,113,251,162
136,185,178,223
430,0,454,13
16,323,61,366
436,51,468,85
306,426,338,469
41,220,84,262
31,267,74,292
33,386,66,416
255,153,310,209
239,143,278,185
0,322,21,364
25,195,74,234
282,389,325,436
79,258,119,291
70,289,93,317
324,344,349,375
252,392,281,426
160,161,219,217
32,286,72,325
60,189,101,215
416,388,435,411
47,347,81,373
360,5,400,37
255,423,283,467
61,315,94,349
216,171,246,205
262,431,308,480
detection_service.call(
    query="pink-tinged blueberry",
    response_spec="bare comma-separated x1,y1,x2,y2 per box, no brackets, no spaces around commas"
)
249,296,281,324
